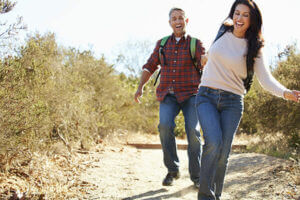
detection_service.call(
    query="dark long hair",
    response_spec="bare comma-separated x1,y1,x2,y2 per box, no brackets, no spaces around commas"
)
222,0,264,71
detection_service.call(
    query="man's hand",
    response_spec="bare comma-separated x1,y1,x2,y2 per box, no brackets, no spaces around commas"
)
134,88,143,103
201,54,208,67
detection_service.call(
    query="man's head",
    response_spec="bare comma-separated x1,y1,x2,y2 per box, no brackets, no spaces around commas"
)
169,7,188,38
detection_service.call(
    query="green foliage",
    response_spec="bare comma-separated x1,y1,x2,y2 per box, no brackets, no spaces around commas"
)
1,31,298,157
0,0,15,13
0,33,161,152
0,0,26,57
240,44,300,152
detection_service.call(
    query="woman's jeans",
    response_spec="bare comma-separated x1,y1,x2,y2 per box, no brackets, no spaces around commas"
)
159,94,202,183
196,87,243,200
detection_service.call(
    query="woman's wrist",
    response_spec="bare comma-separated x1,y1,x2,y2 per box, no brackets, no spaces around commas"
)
283,89,300,102
283,90,292,100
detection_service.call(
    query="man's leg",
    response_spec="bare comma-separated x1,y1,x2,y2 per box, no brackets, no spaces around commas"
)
158,94,181,185
181,95,202,185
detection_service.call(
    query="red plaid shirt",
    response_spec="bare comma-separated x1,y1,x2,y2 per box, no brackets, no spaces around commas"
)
143,33,205,103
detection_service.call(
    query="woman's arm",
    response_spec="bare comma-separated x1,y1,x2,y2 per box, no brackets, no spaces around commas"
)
254,54,299,102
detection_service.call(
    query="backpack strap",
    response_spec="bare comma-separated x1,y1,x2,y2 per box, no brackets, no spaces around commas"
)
189,37,197,67
154,36,201,86
213,24,227,43
154,36,170,86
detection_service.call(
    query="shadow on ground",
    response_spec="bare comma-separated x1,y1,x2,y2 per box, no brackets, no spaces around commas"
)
122,185,196,200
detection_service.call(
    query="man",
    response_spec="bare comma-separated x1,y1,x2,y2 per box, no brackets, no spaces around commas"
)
134,7,205,188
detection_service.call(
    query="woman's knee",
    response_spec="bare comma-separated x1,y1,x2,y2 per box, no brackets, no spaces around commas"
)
204,138,222,154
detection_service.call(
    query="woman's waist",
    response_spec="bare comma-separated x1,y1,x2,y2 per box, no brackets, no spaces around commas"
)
199,85,243,97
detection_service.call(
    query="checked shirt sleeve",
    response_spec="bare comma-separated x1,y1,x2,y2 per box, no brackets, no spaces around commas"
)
142,40,161,75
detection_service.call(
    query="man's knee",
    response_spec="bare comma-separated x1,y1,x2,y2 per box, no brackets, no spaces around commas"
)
158,122,174,135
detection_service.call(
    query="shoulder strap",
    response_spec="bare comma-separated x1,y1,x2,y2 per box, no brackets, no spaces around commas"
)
160,36,169,47
190,37,197,67
154,36,202,86
189,37,203,77
154,36,170,86
158,36,170,66
213,24,227,43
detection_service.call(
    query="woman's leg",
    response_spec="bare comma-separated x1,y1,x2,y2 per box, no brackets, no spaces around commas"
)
196,87,223,200
214,93,243,198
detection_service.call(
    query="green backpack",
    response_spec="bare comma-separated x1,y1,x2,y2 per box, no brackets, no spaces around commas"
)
153,36,201,86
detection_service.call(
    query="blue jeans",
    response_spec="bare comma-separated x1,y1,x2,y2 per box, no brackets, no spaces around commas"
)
158,94,202,182
196,87,243,200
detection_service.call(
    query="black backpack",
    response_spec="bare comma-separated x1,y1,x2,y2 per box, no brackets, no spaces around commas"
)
153,36,202,86
214,24,254,92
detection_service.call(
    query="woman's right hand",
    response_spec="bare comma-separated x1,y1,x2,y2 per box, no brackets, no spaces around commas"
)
284,90,300,102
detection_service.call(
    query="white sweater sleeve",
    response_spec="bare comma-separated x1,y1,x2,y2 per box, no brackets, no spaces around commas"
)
254,54,287,98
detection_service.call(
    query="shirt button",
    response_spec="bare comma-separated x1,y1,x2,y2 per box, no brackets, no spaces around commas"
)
174,60,176,63
175,51,177,53
173,70,176,72
173,80,175,82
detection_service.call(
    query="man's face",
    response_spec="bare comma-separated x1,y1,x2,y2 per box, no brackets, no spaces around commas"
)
169,10,188,37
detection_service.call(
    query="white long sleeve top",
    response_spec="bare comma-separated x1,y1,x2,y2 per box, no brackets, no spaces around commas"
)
200,31,287,97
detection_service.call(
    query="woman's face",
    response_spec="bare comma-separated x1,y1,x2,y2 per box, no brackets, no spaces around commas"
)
232,4,251,38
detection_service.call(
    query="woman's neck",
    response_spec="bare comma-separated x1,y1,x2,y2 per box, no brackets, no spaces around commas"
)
232,30,246,38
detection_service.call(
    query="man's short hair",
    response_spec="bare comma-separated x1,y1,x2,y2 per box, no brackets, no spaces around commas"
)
169,7,185,19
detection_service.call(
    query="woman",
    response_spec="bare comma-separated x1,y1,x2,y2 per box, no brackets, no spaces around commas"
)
196,0,300,199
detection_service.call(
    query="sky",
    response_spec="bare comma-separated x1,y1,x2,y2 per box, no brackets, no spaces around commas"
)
3,0,300,73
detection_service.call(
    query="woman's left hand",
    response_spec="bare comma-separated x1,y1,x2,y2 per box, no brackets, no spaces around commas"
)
284,90,300,102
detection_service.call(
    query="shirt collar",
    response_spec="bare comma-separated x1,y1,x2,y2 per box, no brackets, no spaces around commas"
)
171,33,187,42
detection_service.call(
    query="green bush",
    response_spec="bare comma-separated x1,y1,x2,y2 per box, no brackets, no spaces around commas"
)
240,44,300,151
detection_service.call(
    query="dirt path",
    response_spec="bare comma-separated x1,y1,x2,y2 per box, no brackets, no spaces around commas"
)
80,134,299,200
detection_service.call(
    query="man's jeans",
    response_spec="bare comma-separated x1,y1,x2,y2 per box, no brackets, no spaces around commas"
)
196,87,243,200
158,94,202,183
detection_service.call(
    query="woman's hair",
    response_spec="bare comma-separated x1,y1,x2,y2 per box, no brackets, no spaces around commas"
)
223,0,264,71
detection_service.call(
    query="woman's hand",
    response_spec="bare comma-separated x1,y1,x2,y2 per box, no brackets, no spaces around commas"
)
284,90,300,102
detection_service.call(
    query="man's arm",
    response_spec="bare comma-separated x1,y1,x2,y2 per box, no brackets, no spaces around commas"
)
195,39,206,69
134,40,162,103
134,70,152,103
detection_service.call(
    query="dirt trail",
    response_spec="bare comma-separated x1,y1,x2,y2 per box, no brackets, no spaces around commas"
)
80,134,299,200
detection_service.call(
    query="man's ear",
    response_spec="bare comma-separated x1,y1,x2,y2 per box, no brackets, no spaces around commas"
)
185,18,189,24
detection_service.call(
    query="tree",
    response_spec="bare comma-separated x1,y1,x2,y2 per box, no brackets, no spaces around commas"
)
112,39,154,77
0,0,26,57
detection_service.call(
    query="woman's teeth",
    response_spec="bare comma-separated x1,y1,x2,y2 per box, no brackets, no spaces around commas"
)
236,22,243,27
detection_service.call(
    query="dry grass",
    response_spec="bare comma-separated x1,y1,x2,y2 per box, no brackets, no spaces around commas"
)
237,132,300,160
0,141,102,199
0,131,299,199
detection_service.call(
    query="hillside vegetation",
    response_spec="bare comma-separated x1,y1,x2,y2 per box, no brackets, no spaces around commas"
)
0,34,299,159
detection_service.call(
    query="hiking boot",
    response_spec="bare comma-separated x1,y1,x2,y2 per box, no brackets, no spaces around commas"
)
162,171,180,186
193,181,200,189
